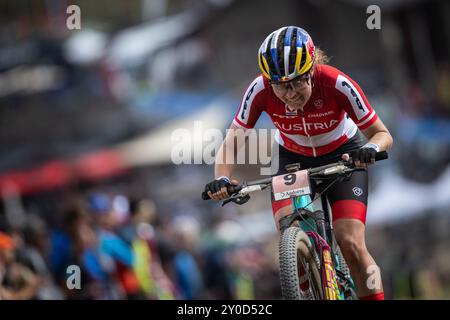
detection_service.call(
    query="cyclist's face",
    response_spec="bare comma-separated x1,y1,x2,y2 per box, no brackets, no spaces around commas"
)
271,72,313,109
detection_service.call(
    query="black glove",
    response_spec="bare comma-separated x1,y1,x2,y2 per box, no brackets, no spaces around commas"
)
204,177,231,195
350,146,377,165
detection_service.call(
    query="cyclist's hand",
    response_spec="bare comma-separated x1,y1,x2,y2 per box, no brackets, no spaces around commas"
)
343,146,377,168
204,177,239,201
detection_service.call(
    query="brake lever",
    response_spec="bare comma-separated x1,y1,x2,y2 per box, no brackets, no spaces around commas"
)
233,194,251,205
342,159,354,168
221,194,251,206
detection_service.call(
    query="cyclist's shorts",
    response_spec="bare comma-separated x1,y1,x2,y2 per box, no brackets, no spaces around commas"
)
270,134,369,224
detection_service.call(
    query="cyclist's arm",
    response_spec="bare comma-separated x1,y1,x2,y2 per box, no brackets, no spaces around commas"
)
342,117,393,165
208,123,249,201
209,76,266,200
332,70,393,154
360,118,393,152
214,122,247,181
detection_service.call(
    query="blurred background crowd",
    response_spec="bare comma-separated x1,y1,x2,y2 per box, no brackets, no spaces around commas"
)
0,0,450,299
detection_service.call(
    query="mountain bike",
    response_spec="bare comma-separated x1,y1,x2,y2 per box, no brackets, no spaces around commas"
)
202,151,388,300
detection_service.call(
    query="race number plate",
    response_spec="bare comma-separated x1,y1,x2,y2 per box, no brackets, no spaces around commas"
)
272,170,311,201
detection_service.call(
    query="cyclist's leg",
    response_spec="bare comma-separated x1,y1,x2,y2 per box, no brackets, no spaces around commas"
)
270,143,298,231
272,199,293,231
327,170,384,300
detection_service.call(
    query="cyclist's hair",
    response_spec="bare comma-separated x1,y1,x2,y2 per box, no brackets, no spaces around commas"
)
314,47,330,65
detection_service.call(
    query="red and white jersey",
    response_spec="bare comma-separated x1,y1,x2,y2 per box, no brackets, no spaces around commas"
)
233,64,378,157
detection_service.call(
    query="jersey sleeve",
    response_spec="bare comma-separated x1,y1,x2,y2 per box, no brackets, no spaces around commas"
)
333,72,378,131
232,75,266,129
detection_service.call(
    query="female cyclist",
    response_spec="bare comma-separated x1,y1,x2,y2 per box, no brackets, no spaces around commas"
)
203,26,393,300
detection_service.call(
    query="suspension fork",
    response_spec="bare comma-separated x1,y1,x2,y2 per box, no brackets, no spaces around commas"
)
308,210,328,242
321,194,334,246
320,194,341,269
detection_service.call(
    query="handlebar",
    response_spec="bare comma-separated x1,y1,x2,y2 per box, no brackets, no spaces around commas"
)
201,180,269,200
201,151,388,201
375,150,389,161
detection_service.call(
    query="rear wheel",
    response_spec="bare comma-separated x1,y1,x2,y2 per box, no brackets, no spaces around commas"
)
279,227,323,300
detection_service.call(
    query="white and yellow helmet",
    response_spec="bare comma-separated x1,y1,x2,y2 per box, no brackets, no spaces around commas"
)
258,26,315,82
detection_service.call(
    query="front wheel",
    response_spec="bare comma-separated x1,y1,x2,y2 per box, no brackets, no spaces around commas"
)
279,227,323,300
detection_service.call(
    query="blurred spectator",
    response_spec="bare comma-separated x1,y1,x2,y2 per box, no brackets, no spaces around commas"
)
200,214,234,300
74,212,122,299
436,62,450,116
15,215,65,299
170,215,205,299
120,197,176,299
86,192,141,299
48,206,83,291
0,232,42,299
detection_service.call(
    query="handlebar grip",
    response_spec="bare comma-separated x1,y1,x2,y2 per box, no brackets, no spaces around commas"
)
202,184,242,200
201,184,243,200
375,151,388,161
201,191,211,200
227,184,242,195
